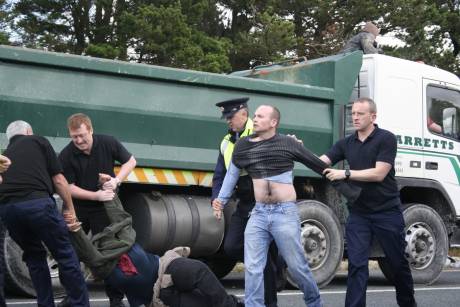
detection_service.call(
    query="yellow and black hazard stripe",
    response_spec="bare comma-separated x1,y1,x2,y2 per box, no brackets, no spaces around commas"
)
114,166,213,187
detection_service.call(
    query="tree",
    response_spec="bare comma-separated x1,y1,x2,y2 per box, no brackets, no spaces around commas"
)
11,0,127,58
231,10,296,70
0,0,11,44
385,0,460,74
121,3,231,72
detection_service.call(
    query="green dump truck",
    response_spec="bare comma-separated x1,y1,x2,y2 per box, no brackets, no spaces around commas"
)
1,45,459,297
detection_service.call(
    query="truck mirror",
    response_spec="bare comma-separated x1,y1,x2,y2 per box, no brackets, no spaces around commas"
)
442,107,458,137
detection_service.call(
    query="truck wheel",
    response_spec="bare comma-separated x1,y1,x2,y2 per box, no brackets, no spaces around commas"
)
0,227,66,297
378,203,448,285
289,200,343,288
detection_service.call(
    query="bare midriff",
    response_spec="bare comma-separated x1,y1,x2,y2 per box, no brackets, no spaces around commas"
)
252,179,297,204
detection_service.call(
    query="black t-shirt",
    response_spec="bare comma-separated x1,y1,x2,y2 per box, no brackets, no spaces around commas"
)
325,125,400,213
0,135,62,204
58,134,131,207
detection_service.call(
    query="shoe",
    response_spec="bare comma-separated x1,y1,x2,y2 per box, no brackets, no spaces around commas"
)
109,298,126,307
57,296,71,307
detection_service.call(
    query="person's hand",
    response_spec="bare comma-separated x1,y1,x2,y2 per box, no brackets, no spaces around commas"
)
0,155,11,173
94,189,115,201
212,199,223,220
287,134,303,145
323,168,346,181
99,173,120,190
62,211,81,232
62,208,77,222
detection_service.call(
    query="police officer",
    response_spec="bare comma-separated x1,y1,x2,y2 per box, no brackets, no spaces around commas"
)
0,120,89,307
211,98,279,307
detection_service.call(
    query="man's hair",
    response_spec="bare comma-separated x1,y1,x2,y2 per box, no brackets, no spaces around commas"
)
6,120,32,140
270,106,281,127
67,113,93,131
354,97,377,113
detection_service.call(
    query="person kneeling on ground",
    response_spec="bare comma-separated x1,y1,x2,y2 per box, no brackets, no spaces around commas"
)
65,191,243,307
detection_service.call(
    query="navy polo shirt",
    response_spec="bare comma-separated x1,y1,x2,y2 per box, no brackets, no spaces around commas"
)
59,134,131,208
325,125,400,213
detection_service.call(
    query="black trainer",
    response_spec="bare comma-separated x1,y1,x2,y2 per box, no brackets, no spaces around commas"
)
109,297,126,307
56,296,71,307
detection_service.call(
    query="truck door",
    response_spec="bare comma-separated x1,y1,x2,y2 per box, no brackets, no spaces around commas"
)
423,80,460,198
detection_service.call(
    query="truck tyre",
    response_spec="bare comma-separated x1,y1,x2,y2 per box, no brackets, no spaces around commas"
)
290,200,343,288
378,203,448,285
0,227,65,297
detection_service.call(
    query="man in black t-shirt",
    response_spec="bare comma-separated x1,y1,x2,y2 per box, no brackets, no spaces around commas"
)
320,97,416,307
58,113,136,307
0,120,89,307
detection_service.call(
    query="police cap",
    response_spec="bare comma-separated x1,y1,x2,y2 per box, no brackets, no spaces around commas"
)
215,97,249,119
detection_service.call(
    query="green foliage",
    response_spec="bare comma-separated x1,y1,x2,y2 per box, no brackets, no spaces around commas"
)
3,0,460,74
232,10,296,70
121,3,230,72
384,0,460,74
85,43,120,59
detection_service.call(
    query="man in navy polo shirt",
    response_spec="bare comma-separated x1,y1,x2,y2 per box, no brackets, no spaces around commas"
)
320,97,417,307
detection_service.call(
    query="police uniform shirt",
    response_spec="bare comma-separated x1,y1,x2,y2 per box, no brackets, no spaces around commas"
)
0,135,63,204
59,134,131,207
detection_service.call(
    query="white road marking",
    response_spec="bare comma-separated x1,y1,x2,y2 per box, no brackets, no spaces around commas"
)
7,286,460,304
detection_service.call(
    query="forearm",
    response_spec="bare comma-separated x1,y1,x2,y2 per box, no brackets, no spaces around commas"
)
211,154,226,200
69,184,98,201
116,156,136,182
53,174,75,213
349,168,386,182
216,161,241,205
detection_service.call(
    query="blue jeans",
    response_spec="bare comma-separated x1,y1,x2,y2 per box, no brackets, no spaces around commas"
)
244,202,321,307
0,198,89,307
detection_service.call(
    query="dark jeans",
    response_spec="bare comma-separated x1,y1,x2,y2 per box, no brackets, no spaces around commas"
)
75,204,124,301
224,208,278,307
159,257,239,307
0,220,6,307
105,244,158,307
345,208,416,307
0,198,89,307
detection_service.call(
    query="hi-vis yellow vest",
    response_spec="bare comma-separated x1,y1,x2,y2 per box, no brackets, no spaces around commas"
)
220,118,253,170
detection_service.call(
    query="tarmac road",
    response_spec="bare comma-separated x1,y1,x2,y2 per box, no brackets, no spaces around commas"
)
5,268,460,306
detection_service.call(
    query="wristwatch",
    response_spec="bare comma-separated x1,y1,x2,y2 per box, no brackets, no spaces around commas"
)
344,167,351,180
